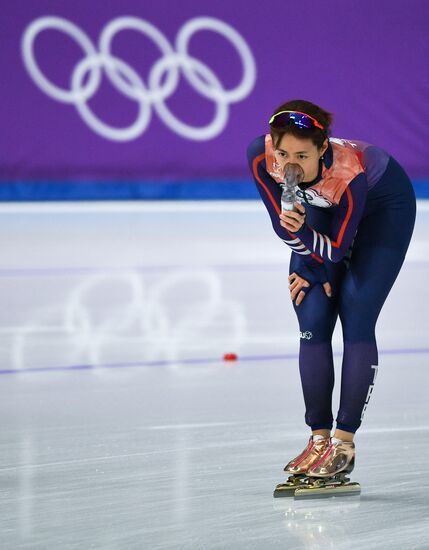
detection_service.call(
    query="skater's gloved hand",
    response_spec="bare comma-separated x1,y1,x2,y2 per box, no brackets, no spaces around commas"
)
289,263,332,306
288,273,310,306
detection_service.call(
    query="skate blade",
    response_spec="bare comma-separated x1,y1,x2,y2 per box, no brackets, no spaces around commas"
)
294,481,361,500
273,477,309,498
273,483,299,498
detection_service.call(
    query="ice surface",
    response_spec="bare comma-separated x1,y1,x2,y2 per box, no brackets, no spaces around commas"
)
0,201,428,549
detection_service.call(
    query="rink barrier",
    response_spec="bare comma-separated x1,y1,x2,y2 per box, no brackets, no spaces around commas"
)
0,179,428,201
0,180,257,201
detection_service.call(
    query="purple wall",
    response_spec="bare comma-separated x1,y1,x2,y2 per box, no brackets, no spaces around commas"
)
0,0,428,190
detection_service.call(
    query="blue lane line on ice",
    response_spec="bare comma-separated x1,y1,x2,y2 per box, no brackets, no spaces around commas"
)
0,347,428,376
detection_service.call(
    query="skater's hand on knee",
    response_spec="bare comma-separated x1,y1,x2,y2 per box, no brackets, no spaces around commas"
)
288,273,310,306
288,275,333,305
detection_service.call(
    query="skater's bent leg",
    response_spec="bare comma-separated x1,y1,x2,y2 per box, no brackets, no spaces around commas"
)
336,231,414,434
334,160,415,437
293,283,340,432
289,207,346,436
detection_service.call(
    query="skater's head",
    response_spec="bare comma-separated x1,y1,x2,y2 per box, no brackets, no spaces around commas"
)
269,99,332,182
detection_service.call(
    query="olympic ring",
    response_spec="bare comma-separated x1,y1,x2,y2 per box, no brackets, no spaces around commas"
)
99,16,178,103
176,17,255,103
150,53,229,141
72,54,152,141
21,15,257,142
22,16,101,104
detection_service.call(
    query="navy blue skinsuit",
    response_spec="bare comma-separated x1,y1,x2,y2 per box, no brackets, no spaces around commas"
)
247,135,416,433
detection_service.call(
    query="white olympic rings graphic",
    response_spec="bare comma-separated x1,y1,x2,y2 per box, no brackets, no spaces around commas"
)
21,15,257,141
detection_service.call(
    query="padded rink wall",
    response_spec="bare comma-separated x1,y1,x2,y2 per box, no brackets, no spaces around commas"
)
1,0,428,201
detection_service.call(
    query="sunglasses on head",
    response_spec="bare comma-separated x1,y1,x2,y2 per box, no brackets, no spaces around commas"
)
269,110,325,130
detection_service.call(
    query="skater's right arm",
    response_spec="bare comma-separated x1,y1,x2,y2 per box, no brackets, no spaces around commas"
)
247,136,331,305
246,136,323,265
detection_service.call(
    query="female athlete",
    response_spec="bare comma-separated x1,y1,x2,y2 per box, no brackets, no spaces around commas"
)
247,99,416,481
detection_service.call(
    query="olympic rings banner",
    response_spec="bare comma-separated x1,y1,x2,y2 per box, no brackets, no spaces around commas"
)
0,1,428,200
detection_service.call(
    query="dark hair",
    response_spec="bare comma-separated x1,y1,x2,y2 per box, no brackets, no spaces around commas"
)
269,99,333,150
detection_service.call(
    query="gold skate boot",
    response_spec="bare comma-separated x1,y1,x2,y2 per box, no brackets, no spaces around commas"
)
273,435,330,498
294,438,361,499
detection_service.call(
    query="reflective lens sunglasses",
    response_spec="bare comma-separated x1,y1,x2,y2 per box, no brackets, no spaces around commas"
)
269,110,324,130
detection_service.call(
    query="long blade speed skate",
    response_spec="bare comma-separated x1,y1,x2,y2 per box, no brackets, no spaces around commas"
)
274,436,361,499
274,472,360,499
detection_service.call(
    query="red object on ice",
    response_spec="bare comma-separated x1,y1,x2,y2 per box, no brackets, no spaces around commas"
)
223,353,238,361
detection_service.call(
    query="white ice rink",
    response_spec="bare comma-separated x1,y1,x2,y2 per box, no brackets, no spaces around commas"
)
1,200,428,549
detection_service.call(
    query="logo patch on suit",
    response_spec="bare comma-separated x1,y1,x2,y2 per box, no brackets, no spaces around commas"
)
297,188,334,208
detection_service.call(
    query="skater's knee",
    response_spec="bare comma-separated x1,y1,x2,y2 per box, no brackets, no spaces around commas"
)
297,317,336,343
295,307,337,343
339,299,380,340
340,314,377,342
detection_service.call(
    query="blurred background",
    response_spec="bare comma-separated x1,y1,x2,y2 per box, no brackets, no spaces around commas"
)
1,2,428,549
1,0,428,199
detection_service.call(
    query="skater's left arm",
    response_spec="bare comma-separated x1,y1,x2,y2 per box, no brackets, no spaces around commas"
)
280,174,368,263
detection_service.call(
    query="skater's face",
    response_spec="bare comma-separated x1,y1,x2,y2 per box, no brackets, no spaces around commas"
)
274,134,328,182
